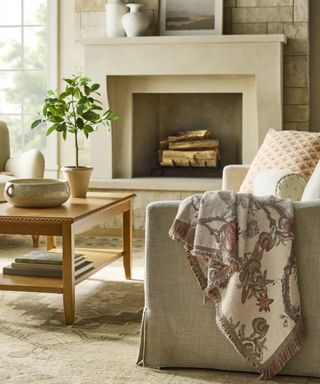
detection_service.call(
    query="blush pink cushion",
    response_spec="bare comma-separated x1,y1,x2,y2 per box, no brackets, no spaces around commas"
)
239,129,320,193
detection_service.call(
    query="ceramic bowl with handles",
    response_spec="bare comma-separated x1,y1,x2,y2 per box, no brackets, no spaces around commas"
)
4,179,70,208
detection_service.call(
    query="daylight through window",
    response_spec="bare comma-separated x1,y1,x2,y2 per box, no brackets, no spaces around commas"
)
0,0,56,155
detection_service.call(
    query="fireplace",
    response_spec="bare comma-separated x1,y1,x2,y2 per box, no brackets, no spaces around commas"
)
107,74,256,180
132,93,242,178
83,35,285,188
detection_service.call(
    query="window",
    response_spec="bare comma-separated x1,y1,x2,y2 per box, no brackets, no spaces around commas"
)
0,0,57,157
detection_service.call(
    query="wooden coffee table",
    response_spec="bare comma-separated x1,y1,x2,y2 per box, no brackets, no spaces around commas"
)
0,192,135,324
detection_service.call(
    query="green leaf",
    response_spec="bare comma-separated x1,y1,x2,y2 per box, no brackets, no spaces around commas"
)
74,88,82,99
91,105,103,111
59,91,69,99
84,125,94,133
105,110,119,121
76,117,84,129
49,115,65,123
63,130,67,140
56,122,67,132
77,105,84,115
67,86,75,95
84,101,91,111
80,76,91,85
47,105,59,115
45,96,57,103
91,83,100,92
43,104,49,116
83,110,99,122
46,124,59,136
31,119,42,129
64,78,74,85
79,95,89,104
84,85,91,95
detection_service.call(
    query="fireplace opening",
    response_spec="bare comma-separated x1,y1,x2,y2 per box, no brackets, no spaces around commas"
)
132,93,242,178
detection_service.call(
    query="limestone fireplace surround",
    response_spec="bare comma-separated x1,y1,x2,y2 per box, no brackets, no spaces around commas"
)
83,35,286,191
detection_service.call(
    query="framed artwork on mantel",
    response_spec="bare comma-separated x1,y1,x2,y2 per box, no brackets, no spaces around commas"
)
160,0,223,36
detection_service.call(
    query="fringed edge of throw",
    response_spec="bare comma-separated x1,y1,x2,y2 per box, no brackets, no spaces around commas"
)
214,307,262,373
169,219,209,294
186,250,209,293
214,304,305,380
259,318,305,380
169,219,195,250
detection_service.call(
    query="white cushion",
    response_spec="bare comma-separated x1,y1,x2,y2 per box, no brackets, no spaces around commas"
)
253,169,307,201
5,149,45,178
301,160,320,201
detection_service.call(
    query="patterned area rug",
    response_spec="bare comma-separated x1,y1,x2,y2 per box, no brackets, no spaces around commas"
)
0,235,318,384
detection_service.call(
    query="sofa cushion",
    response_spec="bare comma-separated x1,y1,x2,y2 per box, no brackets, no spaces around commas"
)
5,149,45,178
239,129,320,193
253,169,307,201
301,160,320,201
0,121,10,172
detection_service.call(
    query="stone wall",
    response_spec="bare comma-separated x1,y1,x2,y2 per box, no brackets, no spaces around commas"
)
75,0,310,131
310,0,320,131
224,0,309,131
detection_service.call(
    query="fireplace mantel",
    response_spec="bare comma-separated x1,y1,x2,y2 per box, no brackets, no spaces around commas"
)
83,34,286,46
83,35,286,186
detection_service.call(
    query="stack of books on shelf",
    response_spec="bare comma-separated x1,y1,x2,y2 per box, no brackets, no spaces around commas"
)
3,251,94,278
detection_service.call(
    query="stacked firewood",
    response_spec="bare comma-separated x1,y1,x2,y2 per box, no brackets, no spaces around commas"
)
159,130,220,168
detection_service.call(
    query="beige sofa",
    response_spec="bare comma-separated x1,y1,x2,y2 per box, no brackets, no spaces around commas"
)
138,165,320,377
0,121,45,201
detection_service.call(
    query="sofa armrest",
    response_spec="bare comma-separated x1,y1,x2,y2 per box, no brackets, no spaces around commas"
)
222,165,250,192
4,149,45,178
142,199,320,375
144,201,183,308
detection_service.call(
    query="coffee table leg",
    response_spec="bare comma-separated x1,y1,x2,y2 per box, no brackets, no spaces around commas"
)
62,224,75,325
32,235,39,248
47,236,56,250
123,200,133,280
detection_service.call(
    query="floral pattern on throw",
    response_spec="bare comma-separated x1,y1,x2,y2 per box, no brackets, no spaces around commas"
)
169,192,304,379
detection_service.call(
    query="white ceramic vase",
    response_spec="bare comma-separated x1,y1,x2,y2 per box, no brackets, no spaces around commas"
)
106,0,128,38
122,3,150,37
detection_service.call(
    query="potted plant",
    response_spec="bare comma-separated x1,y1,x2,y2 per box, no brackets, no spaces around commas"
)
32,75,118,197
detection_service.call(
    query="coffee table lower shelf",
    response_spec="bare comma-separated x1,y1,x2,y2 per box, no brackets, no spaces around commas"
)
0,248,124,293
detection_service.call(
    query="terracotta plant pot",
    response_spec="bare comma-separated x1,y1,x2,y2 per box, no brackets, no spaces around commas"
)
61,166,93,198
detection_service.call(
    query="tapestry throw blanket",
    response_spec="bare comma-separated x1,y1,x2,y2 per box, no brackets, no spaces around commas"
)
169,191,304,379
